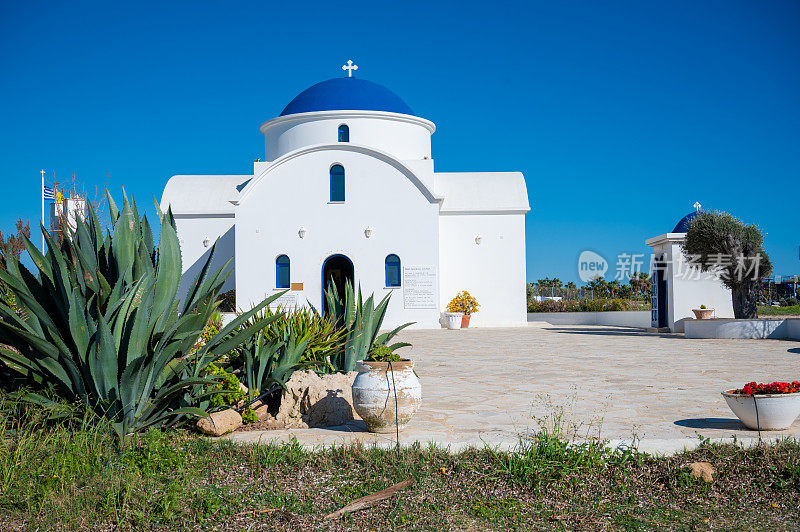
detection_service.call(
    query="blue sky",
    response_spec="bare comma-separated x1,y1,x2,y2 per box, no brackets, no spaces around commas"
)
1,0,798,283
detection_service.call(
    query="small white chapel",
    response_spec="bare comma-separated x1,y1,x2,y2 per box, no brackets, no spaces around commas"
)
645,204,734,332
161,62,530,329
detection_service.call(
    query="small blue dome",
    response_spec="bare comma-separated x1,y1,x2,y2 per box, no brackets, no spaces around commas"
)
280,77,415,117
673,211,700,233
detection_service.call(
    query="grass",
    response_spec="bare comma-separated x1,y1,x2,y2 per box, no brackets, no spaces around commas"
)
758,304,800,316
1,400,800,530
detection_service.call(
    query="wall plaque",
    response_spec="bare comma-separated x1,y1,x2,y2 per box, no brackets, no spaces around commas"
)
291,282,304,291
403,265,438,309
272,292,298,309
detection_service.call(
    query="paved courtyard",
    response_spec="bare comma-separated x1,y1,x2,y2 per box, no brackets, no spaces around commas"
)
226,324,800,454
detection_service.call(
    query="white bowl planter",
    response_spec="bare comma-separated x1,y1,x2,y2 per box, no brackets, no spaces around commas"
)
722,391,800,430
443,312,462,330
352,360,421,433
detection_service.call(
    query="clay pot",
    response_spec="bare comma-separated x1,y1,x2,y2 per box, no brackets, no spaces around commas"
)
351,360,421,433
722,391,800,430
692,309,714,319
461,314,471,328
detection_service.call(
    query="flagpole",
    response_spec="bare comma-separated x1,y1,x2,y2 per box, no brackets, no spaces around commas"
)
40,169,45,251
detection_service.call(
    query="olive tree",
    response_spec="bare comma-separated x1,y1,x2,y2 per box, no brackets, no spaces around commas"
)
683,211,771,319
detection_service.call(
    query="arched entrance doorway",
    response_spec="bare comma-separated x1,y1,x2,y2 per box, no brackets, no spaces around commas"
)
322,254,354,313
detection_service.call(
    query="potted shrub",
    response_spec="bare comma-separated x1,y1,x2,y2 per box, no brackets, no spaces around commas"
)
351,343,421,433
446,291,480,328
692,304,714,320
722,381,800,430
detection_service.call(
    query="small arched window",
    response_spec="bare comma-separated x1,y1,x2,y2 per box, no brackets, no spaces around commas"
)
385,254,401,287
330,164,345,202
338,124,349,142
276,255,290,288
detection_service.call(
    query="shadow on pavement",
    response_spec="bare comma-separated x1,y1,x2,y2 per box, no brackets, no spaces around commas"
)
674,418,744,431
543,327,679,339
322,420,369,433
788,347,800,355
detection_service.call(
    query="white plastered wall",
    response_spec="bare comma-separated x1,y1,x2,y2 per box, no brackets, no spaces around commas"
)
438,213,528,327
235,146,441,329
172,214,236,306
261,111,434,163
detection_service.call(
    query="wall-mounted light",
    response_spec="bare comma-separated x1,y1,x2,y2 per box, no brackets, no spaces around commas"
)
203,237,211,248
475,235,482,245
298,226,307,239
364,226,373,238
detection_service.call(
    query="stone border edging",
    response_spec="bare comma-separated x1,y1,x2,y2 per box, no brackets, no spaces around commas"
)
527,310,651,328
684,317,800,339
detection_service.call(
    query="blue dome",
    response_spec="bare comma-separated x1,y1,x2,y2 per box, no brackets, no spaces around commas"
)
673,211,700,233
280,77,415,117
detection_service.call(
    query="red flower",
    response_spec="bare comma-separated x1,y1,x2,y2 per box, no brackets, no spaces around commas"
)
735,380,800,395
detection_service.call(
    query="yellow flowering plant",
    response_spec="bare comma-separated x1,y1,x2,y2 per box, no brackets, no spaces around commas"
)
446,291,480,315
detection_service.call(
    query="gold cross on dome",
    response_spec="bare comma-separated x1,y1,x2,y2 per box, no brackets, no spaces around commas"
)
342,60,358,77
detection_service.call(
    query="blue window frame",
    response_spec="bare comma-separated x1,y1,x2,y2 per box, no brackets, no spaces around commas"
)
276,255,290,288
385,254,401,287
330,164,345,202
338,124,349,142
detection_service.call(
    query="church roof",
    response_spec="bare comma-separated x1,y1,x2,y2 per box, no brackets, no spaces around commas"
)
280,78,415,117
160,175,249,215
672,211,700,233
434,172,530,214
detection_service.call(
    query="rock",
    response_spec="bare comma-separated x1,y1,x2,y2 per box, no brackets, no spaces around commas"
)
688,461,716,482
196,409,242,436
276,370,359,428
252,400,272,421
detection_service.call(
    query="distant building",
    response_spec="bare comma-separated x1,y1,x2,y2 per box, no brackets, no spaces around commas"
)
161,65,530,328
50,194,86,242
645,209,734,332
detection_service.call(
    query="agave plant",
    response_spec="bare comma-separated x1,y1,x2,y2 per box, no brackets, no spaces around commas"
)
236,320,308,396
231,308,328,394
322,280,412,372
0,191,280,438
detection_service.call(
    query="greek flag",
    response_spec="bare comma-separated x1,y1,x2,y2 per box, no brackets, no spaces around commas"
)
43,185,55,201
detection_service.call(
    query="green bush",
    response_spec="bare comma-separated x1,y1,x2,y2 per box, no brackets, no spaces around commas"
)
365,343,402,362
222,304,345,396
205,363,245,408
527,298,648,313
241,407,257,424
0,191,280,438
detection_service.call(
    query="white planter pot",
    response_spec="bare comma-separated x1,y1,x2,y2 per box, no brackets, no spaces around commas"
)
722,391,800,430
443,312,463,330
352,360,421,433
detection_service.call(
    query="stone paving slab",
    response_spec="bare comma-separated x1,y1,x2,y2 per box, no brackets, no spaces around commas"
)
224,324,800,454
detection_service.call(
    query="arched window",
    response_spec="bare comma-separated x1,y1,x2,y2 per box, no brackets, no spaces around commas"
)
330,164,345,202
385,254,401,287
338,124,349,142
276,255,290,288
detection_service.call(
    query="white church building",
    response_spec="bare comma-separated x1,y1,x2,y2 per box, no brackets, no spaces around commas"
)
161,64,530,329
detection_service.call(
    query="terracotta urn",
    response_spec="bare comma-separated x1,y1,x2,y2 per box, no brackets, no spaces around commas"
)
692,308,714,320
722,391,800,430
461,314,471,328
351,360,421,433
